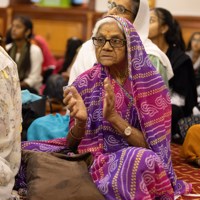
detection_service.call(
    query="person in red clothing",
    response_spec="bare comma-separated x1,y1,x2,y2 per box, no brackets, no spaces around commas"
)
32,35,57,84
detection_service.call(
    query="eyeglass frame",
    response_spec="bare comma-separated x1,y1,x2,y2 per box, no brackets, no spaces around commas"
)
107,1,133,14
92,37,126,48
191,38,200,43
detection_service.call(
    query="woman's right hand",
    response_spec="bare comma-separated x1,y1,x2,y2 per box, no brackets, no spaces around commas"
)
103,78,118,122
63,86,87,123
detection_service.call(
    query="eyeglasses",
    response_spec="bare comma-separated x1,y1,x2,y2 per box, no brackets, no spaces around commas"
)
92,37,126,48
192,38,200,43
108,1,133,14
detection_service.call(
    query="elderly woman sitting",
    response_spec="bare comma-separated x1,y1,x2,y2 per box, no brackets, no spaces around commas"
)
63,15,191,199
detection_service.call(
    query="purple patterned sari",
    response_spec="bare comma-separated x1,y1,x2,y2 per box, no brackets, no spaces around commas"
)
71,16,192,199
17,16,191,199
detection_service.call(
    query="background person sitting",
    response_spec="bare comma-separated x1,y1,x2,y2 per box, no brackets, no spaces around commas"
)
6,15,43,94
186,32,200,96
148,7,197,143
68,0,173,87
5,28,57,85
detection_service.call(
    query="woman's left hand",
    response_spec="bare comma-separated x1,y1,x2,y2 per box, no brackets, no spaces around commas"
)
103,77,117,122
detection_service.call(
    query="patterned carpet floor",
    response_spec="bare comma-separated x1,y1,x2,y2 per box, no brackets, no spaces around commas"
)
171,143,200,200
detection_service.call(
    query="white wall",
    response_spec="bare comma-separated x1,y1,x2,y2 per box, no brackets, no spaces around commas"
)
156,0,200,16
0,0,10,8
95,0,107,12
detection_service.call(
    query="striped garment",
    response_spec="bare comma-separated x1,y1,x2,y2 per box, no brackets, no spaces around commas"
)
17,16,192,199
71,15,192,199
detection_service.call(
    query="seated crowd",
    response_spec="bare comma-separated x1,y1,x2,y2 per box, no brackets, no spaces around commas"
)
1,0,200,199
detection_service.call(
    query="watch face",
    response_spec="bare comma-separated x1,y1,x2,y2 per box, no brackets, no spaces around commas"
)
124,126,132,136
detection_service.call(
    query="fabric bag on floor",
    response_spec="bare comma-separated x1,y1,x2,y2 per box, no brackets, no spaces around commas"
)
22,150,105,200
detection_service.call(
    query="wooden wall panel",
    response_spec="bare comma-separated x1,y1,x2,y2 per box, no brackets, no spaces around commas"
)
11,5,89,56
1,4,200,56
0,7,12,36
0,18,3,36
33,19,83,56
175,16,200,46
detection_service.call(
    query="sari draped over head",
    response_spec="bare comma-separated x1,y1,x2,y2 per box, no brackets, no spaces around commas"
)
133,0,173,80
72,15,191,199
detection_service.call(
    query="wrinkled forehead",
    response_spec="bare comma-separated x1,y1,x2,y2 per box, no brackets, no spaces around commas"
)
92,17,124,37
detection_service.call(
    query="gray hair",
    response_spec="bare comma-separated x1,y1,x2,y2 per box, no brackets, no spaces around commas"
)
92,17,124,38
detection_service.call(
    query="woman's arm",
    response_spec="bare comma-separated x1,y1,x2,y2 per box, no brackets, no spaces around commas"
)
66,119,86,151
108,113,148,148
63,86,87,151
103,78,148,148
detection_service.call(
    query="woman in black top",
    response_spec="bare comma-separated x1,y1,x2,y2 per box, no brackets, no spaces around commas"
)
149,7,197,143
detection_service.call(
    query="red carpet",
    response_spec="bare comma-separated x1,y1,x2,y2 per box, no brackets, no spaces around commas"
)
171,143,200,199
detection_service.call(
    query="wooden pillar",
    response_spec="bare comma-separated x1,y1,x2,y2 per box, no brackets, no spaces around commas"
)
88,0,95,10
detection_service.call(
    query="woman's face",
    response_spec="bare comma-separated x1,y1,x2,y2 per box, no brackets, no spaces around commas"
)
107,0,134,23
148,10,162,40
94,22,127,69
11,19,28,41
191,33,200,53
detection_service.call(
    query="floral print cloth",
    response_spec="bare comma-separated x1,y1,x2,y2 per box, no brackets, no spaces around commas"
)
0,46,21,200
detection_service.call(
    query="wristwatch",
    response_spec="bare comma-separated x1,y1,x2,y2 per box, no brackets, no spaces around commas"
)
124,126,132,136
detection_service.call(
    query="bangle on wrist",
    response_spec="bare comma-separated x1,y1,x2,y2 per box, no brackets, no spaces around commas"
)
75,119,86,129
69,128,83,140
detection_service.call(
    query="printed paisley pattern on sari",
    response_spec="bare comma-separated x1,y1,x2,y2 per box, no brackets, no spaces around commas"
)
71,16,192,199
16,16,192,199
